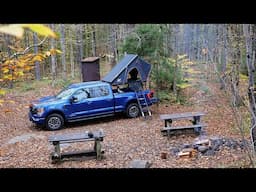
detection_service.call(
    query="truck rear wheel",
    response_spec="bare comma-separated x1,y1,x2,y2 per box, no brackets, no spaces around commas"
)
46,113,64,131
126,103,140,118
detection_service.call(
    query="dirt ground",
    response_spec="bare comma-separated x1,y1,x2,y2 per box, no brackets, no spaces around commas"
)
0,65,252,168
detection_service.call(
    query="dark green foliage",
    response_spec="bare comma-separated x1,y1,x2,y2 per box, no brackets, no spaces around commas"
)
120,24,164,57
151,57,182,90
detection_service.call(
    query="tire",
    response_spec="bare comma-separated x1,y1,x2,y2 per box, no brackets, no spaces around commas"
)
126,103,140,118
46,113,64,131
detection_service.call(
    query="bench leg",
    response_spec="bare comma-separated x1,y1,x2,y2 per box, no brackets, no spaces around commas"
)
194,126,201,135
52,141,61,163
165,119,172,127
94,139,102,160
192,116,201,125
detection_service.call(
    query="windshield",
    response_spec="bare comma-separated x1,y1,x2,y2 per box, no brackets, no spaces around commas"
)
56,87,76,99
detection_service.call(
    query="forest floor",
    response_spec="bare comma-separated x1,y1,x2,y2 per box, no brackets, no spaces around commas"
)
0,63,254,168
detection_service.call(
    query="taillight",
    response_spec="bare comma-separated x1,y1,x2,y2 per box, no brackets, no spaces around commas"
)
147,90,154,98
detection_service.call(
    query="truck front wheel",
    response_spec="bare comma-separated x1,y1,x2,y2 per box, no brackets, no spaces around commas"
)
126,103,140,118
46,113,64,131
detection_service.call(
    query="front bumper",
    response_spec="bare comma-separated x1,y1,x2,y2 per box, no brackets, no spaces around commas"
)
29,112,45,125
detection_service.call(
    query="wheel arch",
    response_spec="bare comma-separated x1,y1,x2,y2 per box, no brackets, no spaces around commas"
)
46,110,66,122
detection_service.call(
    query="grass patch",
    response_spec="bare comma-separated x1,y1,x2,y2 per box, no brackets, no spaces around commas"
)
157,90,176,103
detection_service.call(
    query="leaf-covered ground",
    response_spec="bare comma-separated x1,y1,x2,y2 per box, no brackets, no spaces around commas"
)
0,65,253,168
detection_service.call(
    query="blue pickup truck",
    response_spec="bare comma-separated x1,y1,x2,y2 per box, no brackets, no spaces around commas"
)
29,81,158,130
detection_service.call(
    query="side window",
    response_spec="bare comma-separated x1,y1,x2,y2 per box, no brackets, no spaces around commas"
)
89,86,109,98
73,89,89,102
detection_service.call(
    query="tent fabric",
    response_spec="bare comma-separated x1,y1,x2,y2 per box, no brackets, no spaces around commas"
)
102,54,151,86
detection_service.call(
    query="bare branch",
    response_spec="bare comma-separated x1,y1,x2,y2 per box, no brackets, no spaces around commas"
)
10,36,47,59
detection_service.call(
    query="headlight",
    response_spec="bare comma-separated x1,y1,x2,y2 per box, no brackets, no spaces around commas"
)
36,108,44,116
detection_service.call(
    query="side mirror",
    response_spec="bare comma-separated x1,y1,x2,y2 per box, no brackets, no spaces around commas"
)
70,96,78,103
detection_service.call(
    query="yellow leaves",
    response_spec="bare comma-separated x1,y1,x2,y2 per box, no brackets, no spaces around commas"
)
0,90,6,95
0,99,4,107
50,49,62,55
3,75,13,81
8,100,15,104
0,24,24,39
45,51,51,57
176,83,192,89
24,65,33,71
16,62,25,68
177,54,187,60
32,55,44,62
2,68,9,74
14,71,24,77
0,24,57,39
239,73,248,81
21,24,57,38
185,68,201,74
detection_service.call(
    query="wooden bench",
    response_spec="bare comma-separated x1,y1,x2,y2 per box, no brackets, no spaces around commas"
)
48,130,105,163
160,112,206,137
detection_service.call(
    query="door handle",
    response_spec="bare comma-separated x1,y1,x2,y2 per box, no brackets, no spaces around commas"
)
86,101,92,104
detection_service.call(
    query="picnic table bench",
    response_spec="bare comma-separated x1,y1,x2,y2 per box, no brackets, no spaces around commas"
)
48,130,105,163
160,112,206,137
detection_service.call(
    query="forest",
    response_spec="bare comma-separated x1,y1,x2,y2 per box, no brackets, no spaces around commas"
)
0,24,256,168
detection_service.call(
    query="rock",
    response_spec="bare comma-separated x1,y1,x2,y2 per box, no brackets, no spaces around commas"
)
170,148,180,155
198,145,209,153
129,159,151,168
160,152,168,159
183,143,192,148
225,140,232,148
211,143,220,151
203,149,215,156
193,144,199,150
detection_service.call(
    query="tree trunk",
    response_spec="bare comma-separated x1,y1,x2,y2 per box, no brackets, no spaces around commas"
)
69,27,75,79
50,24,56,86
173,55,178,96
33,32,40,80
60,24,66,79
92,24,96,56
110,24,118,66
243,24,256,151
220,24,228,90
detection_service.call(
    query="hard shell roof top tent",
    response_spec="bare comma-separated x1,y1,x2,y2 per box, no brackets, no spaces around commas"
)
102,54,151,87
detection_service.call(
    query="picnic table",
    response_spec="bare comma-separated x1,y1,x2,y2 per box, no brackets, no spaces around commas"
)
48,130,105,163
160,112,206,137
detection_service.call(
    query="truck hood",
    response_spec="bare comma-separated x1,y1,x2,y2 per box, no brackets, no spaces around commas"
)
31,96,65,107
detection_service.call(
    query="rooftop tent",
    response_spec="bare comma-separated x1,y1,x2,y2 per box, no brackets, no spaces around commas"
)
102,54,151,86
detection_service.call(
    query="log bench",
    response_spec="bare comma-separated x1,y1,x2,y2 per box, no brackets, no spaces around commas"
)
48,130,105,163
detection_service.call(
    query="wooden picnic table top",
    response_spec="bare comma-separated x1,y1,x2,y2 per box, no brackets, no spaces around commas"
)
159,112,205,120
48,130,105,143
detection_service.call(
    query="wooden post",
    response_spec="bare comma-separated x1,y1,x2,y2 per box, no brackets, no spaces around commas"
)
94,138,102,160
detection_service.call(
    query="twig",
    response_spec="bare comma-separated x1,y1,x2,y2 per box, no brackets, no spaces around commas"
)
10,36,47,59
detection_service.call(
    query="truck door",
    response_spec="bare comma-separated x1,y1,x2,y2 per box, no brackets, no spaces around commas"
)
86,85,115,116
68,88,92,119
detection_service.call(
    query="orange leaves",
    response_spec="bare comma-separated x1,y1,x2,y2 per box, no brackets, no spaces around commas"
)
4,109,13,113
1,52,43,82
